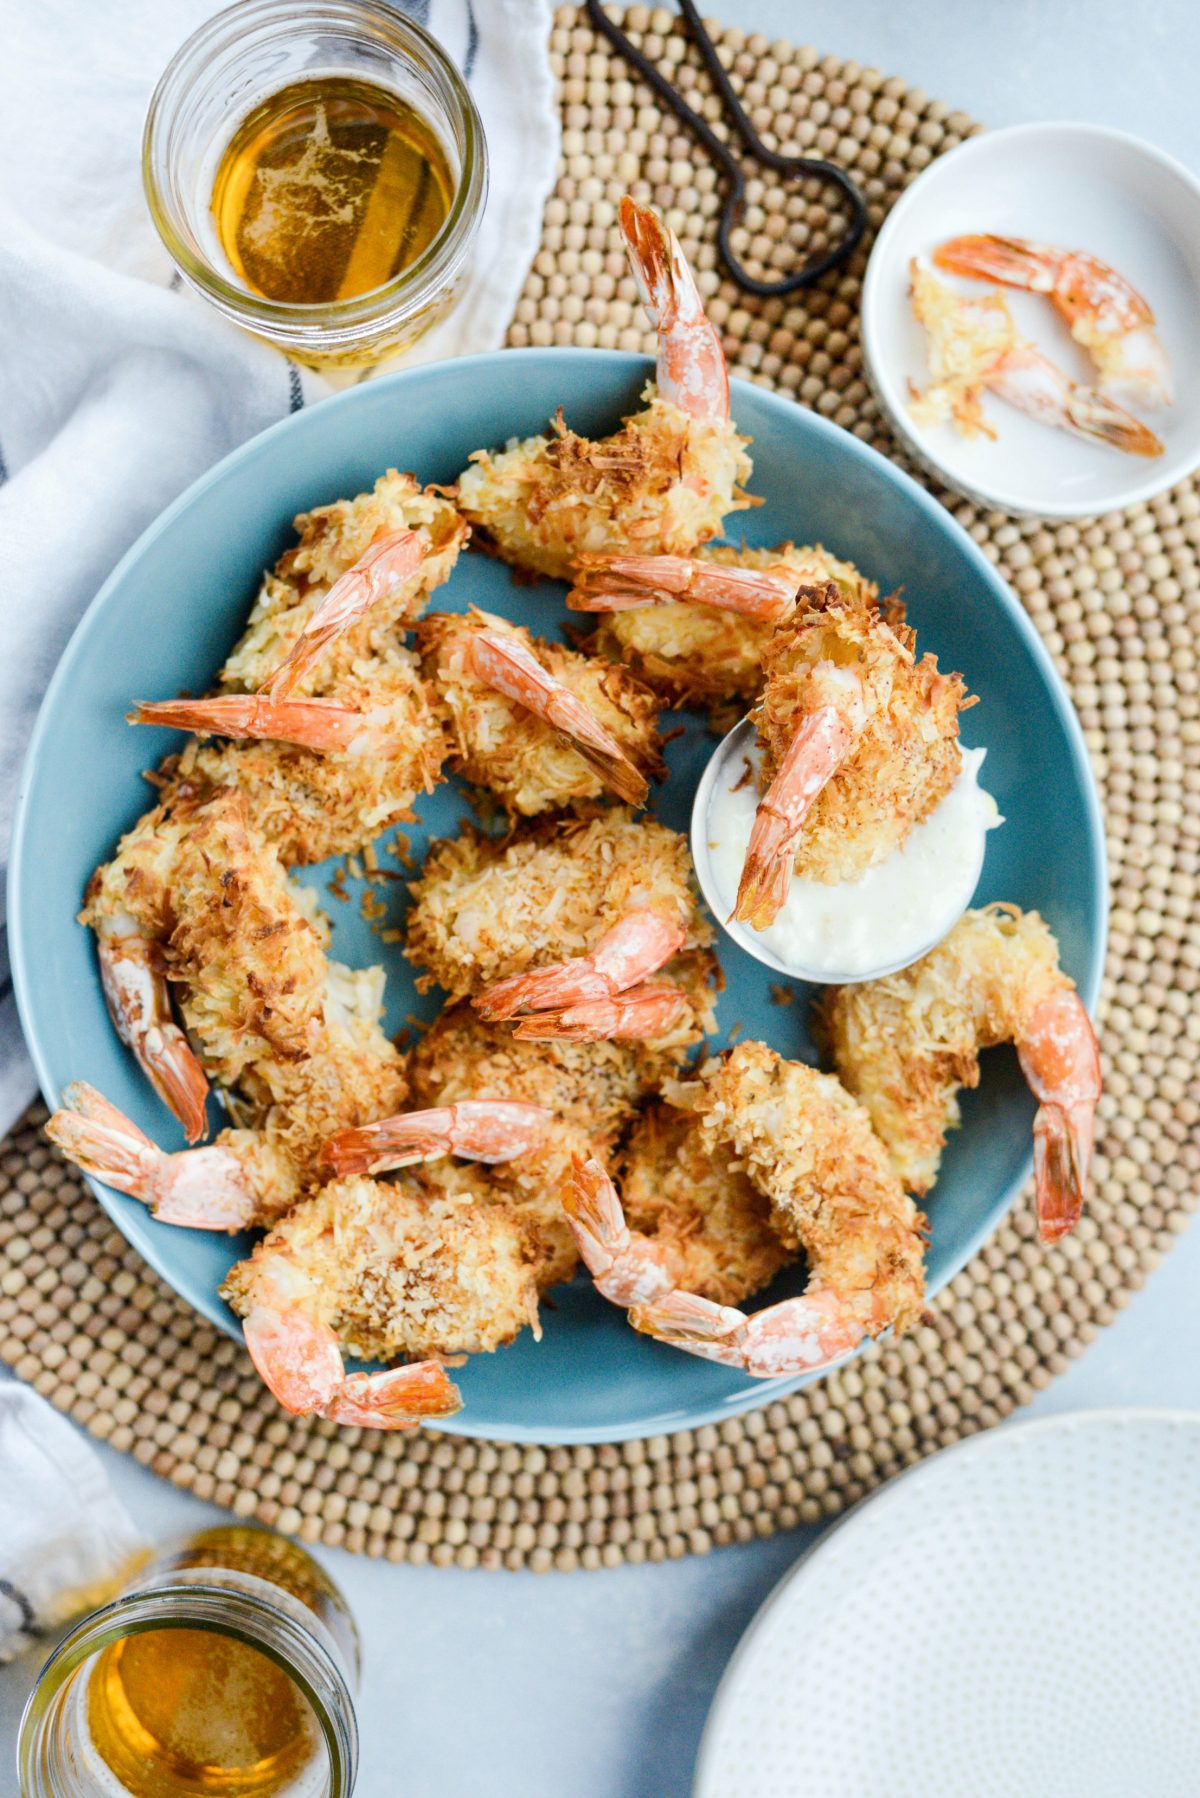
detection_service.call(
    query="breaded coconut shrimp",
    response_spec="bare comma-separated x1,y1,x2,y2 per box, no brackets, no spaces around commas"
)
569,541,874,709
47,962,410,1232
455,197,753,579
405,810,714,1045
932,234,1172,411
220,1175,540,1428
81,788,328,1138
415,607,664,813
908,260,1162,457
564,1101,793,1310
391,1002,647,1290
735,583,972,929
818,904,1101,1243
618,1041,927,1378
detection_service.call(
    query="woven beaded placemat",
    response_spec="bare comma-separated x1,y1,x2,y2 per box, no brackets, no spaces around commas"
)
2,7,1198,1572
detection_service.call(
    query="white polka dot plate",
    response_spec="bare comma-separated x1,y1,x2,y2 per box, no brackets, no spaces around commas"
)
695,1410,1200,1797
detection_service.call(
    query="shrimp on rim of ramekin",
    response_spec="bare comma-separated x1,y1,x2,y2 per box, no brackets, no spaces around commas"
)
455,196,755,580
563,1099,795,1310
733,582,973,930
415,607,664,814
907,260,1163,457
47,959,410,1232
567,541,876,711
405,809,716,1047
569,1041,927,1378
80,787,331,1140
817,903,1101,1243
932,233,1172,413
220,1175,541,1429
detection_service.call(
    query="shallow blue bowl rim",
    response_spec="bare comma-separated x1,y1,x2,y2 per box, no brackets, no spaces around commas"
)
8,347,1108,1444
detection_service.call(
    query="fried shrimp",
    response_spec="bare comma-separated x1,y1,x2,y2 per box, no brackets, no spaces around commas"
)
416,607,664,814
818,903,1100,1242
735,584,972,927
908,260,1162,457
47,961,410,1231
81,788,329,1134
389,1002,647,1290
456,197,753,579
405,810,714,1045
564,1102,793,1311
570,541,875,709
220,1174,540,1427
618,1041,926,1377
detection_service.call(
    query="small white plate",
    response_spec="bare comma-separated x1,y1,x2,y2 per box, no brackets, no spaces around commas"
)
695,1409,1200,1798
862,122,1200,518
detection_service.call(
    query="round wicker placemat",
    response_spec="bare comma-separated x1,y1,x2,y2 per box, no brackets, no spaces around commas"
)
3,7,1198,1572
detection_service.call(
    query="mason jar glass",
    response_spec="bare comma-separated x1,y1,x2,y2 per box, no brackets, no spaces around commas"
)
143,0,488,368
18,1526,360,1797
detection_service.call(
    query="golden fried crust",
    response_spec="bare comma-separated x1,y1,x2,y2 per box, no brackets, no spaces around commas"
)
620,1102,794,1307
407,1003,644,1145
756,585,971,885
222,1175,538,1360
455,390,754,581
667,1040,927,1336
165,646,447,865
592,543,876,709
405,809,710,996
416,608,664,817
221,470,468,695
818,903,1073,1195
83,789,328,1087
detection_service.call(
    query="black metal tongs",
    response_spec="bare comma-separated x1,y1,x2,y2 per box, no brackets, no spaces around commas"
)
584,0,867,297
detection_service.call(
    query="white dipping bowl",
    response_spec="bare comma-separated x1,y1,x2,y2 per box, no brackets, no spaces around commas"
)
861,121,1200,519
690,718,991,987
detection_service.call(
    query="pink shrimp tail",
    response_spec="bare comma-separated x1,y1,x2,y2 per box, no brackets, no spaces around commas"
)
46,1083,159,1193
96,938,210,1143
567,554,795,622
326,1101,552,1176
933,234,1058,294
619,196,729,421
1018,988,1100,1243
264,528,429,702
512,981,687,1043
475,909,687,1021
132,694,367,753
563,1157,678,1307
734,705,858,930
1032,1106,1091,1244
323,1361,462,1429
631,1286,867,1377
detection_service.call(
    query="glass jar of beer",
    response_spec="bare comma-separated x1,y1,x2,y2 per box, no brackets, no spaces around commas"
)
143,0,488,369
18,1526,359,1797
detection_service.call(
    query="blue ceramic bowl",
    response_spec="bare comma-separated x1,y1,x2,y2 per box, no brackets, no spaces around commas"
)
8,350,1106,1443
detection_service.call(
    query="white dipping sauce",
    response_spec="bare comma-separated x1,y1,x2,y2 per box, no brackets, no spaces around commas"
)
705,745,1002,980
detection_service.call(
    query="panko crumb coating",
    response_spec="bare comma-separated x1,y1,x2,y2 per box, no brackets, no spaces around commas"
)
756,584,972,886
416,607,664,817
590,542,876,709
82,788,328,1089
406,1003,647,1288
222,1175,539,1361
455,390,755,582
817,903,1077,1196
405,809,712,997
222,469,468,694
620,1101,795,1308
666,1040,927,1339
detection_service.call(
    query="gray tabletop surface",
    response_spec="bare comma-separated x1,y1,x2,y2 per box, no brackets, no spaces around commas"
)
4,3,1198,1792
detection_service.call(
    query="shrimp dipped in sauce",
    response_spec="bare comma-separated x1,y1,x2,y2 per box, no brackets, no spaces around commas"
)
735,583,972,930
415,608,664,814
932,234,1171,412
456,197,754,579
405,810,716,1049
818,903,1101,1243
908,260,1162,457
568,541,874,710
600,1041,927,1378
130,471,460,865
220,1175,538,1428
